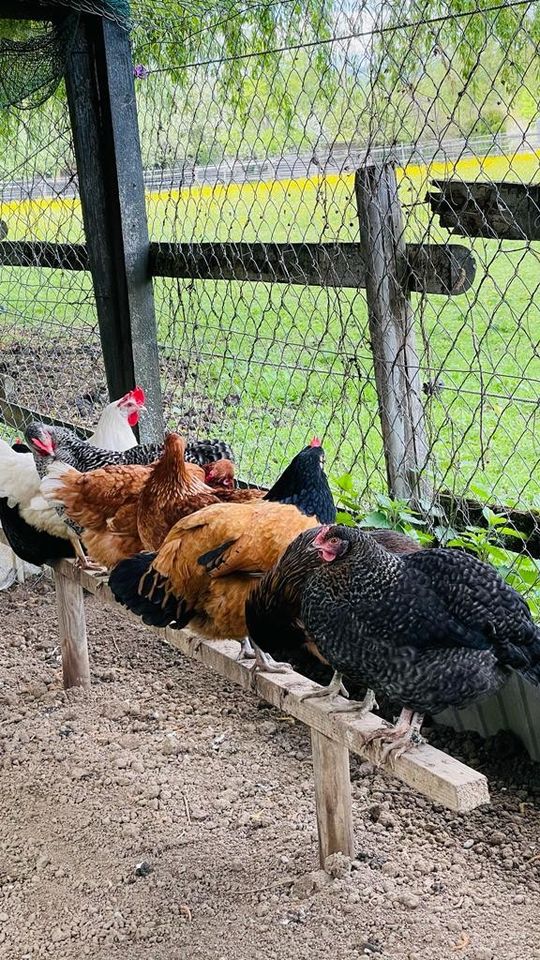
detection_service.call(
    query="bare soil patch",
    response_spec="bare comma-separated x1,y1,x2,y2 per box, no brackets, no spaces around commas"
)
1,576,539,960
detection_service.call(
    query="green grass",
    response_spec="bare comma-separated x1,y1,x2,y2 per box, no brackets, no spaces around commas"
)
1,152,540,505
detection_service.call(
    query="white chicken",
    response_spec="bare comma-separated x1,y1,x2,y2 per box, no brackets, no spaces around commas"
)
0,387,147,569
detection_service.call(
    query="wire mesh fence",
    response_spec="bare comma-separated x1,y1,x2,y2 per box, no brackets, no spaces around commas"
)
1,0,539,513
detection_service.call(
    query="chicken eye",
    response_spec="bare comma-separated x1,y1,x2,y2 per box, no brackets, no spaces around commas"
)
329,537,339,544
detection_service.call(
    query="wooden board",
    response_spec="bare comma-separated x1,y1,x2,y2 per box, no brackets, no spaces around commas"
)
427,179,540,241
311,728,355,861
55,558,490,814
355,164,429,504
54,569,90,689
0,240,476,296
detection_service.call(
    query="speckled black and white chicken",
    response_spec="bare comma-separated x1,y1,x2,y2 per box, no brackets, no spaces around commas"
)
245,527,421,696
296,525,540,757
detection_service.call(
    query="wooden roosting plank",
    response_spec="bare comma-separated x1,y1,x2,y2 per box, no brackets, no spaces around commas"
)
53,558,490,817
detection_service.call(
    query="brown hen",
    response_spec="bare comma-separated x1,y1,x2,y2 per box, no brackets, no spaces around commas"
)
40,462,151,567
109,441,336,645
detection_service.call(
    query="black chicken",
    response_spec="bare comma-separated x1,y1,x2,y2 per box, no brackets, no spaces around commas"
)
245,527,420,692
25,423,233,476
0,443,75,567
297,525,540,757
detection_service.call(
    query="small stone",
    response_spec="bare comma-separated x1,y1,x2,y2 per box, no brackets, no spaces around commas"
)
396,892,420,910
259,721,278,735
513,894,526,905
489,831,505,846
378,811,396,829
324,852,352,879
292,870,331,899
144,783,161,800
463,839,475,849
160,736,182,756
135,861,153,878
36,855,50,871
381,862,400,877
71,767,92,781
131,760,145,774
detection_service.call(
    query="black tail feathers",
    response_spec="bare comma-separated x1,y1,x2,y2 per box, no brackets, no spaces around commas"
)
197,538,236,573
109,553,191,629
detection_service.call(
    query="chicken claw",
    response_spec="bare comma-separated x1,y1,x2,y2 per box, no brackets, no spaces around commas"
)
237,638,293,674
362,708,425,764
299,670,350,705
237,636,256,661
328,687,379,717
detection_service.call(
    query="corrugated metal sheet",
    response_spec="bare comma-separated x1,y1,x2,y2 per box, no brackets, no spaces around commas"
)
436,676,540,761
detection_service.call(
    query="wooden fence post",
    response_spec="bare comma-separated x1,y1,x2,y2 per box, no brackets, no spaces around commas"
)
63,15,164,443
311,728,355,865
55,570,90,689
355,163,429,503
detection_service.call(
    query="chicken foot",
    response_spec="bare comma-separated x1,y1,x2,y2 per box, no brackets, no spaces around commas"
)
237,637,293,672
362,707,425,763
329,687,379,717
300,672,378,718
299,670,350,705
68,530,107,573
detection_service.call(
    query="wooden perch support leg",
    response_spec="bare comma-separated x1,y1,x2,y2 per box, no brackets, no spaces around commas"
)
311,728,355,865
54,569,90,689
355,163,429,504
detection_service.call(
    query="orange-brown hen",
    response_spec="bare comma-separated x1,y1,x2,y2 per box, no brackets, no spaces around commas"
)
40,462,151,567
137,437,265,551
136,433,214,550
39,437,208,566
109,441,336,646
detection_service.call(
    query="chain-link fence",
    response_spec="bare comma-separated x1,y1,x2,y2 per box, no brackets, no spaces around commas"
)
1,0,539,503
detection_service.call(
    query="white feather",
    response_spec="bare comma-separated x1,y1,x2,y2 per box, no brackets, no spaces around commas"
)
0,438,40,504
39,462,74,503
89,399,137,451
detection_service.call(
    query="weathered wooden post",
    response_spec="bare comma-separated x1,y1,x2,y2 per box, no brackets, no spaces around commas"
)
355,163,429,503
311,729,355,864
63,14,164,443
54,570,90,689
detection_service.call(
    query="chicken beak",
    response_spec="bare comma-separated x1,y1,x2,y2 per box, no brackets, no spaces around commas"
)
32,436,55,456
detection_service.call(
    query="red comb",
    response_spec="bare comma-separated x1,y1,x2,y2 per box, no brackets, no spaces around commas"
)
15,437,22,443
309,436,322,447
131,386,145,405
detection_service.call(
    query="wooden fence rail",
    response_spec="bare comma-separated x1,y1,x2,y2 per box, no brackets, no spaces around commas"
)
0,527,488,866
0,238,476,296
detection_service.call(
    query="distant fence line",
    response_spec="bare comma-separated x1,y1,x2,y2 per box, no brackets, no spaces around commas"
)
2,130,539,205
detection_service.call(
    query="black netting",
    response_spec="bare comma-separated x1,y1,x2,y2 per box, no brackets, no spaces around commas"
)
0,17,78,110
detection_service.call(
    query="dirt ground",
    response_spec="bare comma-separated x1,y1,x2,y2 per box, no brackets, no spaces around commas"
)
1,576,540,960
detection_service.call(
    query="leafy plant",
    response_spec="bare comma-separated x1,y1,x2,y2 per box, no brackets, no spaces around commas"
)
333,474,435,546
332,473,540,618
